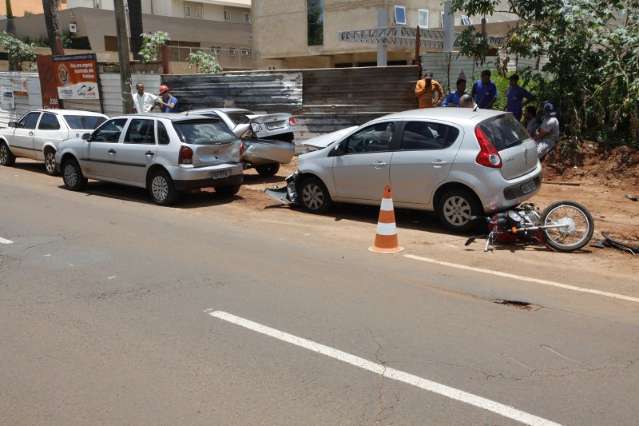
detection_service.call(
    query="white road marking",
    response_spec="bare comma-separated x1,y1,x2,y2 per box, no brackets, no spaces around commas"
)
207,310,561,426
0,237,14,245
405,254,639,304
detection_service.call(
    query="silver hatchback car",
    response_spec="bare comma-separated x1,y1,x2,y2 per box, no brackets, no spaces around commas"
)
55,114,243,205
289,108,541,231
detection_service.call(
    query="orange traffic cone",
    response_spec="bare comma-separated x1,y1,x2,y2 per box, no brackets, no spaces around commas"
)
369,185,404,254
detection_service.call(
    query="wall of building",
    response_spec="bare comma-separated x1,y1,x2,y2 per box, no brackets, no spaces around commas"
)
252,0,517,69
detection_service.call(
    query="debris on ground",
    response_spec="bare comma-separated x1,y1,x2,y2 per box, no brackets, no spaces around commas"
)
626,194,639,202
592,233,639,255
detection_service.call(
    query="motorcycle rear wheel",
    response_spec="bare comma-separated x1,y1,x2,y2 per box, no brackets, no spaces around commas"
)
541,201,594,252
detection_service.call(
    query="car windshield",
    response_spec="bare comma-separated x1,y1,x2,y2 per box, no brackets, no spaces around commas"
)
173,119,238,145
64,115,107,130
479,114,529,151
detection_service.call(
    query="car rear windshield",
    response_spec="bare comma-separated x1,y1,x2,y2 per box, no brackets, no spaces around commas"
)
64,115,106,130
478,114,529,151
173,119,238,145
226,111,252,125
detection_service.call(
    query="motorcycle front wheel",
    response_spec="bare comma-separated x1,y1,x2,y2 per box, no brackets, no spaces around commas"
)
541,201,594,252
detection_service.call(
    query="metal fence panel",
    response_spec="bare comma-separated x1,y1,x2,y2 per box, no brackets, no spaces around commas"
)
0,72,42,127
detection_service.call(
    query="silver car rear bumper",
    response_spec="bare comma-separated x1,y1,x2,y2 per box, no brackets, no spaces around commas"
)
169,163,243,182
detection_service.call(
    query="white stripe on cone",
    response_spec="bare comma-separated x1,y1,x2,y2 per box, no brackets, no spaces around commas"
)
376,222,398,236
380,198,394,211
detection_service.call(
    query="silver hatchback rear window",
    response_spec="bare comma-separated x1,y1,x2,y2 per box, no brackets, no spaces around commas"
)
173,119,237,145
479,114,529,151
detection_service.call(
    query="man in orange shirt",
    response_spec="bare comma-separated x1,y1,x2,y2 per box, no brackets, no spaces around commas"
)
415,72,444,108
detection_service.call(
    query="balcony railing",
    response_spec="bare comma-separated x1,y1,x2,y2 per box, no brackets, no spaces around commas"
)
167,46,252,63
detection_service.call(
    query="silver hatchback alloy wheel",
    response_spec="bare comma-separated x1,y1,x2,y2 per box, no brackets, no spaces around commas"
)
443,195,472,227
63,162,79,187
45,151,56,175
302,182,325,211
151,174,170,203
0,145,8,163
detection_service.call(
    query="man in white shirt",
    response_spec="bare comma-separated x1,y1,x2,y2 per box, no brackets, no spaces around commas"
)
132,83,159,113
534,101,560,159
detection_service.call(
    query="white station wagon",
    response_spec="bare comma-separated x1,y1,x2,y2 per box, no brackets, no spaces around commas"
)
55,114,244,205
0,109,107,175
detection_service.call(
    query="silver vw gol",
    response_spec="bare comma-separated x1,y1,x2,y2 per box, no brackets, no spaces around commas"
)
55,114,243,205
291,108,541,232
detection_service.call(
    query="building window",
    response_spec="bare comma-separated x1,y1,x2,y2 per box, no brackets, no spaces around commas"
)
244,13,250,23
394,5,407,25
440,11,445,28
224,10,232,21
461,15,472,26
307,0,324,46
418,9,429,28
184,2,203,18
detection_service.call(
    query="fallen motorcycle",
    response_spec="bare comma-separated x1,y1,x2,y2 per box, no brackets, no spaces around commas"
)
466,201,595,253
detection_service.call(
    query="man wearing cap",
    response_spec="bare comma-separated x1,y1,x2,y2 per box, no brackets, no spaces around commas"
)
158,84,178,113
415,72,444,108
132,83,158,114
534,101,560,159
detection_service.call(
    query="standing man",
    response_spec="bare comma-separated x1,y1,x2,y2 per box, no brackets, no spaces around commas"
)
158,85,178,113
505,74,534,121
132,83,158,114
534,101,560,159
471,70,497,109
442,77,467,107
415,72,444,108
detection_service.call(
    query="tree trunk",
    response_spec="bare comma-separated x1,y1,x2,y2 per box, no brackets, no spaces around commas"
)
42,0,65,55
128,0,143,61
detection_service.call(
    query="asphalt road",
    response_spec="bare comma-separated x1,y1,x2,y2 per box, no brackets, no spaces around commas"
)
1,163,639,426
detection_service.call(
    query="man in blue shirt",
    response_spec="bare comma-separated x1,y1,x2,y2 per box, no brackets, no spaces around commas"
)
158,84,178,113
442,77,467,107
505,74,534,121
471,70,497,109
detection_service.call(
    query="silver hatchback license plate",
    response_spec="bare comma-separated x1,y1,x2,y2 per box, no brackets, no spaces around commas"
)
211,169,231,180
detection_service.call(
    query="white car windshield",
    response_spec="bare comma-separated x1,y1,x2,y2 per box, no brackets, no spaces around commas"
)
173,119,238,145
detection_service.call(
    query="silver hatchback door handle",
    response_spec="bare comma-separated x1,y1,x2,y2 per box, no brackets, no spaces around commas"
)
28,131,34,136
372,161,389,168
108,149,116,155
145,151,154,157
432,160,448,167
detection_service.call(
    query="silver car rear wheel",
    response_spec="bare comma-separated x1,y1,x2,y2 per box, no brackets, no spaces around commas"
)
148,169,177,205
436,188,482,233
0,142,15,166
443,196,473,227
44,150,57,175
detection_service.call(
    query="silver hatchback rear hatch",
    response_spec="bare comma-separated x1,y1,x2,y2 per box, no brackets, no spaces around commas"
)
478,114,539,180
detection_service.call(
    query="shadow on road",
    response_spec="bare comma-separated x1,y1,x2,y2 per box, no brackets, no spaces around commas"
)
12,162,48,175
58,182,240,208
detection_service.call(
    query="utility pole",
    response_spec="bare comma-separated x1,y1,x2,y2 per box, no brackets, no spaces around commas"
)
114,0,134,113
42,0,65,55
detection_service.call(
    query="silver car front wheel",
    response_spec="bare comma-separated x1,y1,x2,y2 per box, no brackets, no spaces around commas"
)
299,177,330,213
443,196,473,227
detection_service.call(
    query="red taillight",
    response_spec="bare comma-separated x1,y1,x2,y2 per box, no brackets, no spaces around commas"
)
288,116,297,126
178,145,193,165
474,127,502,168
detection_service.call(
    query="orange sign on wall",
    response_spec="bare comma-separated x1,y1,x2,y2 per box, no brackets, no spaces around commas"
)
37,53,99,108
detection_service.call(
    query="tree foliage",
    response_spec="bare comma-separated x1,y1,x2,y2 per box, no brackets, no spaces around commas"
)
188,50,222,74
0,32,37,71
138,31,170,63
452,0,639,144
